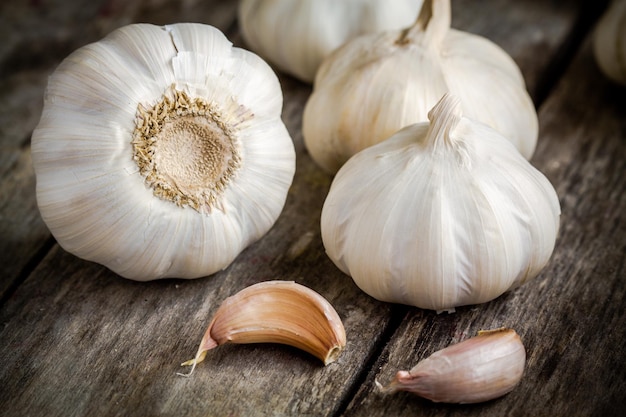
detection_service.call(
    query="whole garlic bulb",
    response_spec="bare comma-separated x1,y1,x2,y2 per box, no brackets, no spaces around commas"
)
593,0,626,85
32,23,296,281
303,0,538,174
321,94,560,311
237,0,422,83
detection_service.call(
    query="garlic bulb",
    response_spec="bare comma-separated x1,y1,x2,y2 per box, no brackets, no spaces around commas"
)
238,0,422,83
303,0,538,174
593,0,626,85
321,93,560,311
31,23,296,281
179,280,346,376
379,328,526,403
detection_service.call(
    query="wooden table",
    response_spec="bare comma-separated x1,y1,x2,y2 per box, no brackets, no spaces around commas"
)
1,0,624,416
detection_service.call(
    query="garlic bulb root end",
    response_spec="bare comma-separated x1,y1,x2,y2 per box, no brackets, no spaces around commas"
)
324,344,344,366
176,350,208,378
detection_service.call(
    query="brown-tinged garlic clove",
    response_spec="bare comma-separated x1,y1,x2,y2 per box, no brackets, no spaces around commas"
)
178,280,346,376
378,328,526,403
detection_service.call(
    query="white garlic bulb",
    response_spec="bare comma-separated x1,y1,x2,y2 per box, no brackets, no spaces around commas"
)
238,0,422,83
31,23,296,281
321,93,560,311
303,0,538,174
593,0,626,85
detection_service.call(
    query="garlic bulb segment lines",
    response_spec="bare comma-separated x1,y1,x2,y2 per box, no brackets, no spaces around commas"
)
378,328,526,403
31,23,296,281
178,281,346,376
303,0,537,174
321,93,560,311
238,0,423,83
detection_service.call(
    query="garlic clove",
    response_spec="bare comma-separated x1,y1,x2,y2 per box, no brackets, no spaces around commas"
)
378,328,526,404
178,281,346,376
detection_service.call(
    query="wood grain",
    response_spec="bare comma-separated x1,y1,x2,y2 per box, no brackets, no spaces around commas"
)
1,1,623,416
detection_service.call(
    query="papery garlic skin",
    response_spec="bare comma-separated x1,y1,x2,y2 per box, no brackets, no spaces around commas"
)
381,328,526,403
32,24,296,281
321,94,560,311
593,0,626,85
238,0,422,83
179,281,346,376
303,0,537,174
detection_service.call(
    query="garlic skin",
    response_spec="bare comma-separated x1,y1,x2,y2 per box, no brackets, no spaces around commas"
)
303,0,537,174
179,281,346,376
238,0,422,83
321,94,560,311
31,24,296,281
593,0,626,85
379,328,526,404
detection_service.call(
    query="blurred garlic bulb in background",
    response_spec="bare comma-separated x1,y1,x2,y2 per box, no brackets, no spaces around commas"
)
238,0,422,83
321,94,560,312
593,0,626,85
303,0,537,174
32,23,296,281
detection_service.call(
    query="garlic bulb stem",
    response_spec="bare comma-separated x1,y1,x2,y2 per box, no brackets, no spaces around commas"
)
178,281,346,376
379,328,526,404
407,0,450,46
425,93,462,152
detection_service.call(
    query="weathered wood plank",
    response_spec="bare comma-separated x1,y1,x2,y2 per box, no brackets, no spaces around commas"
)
0,147,51,298
0,70,52,297
342,35,626,417
0,1,604,417
0,201,393,416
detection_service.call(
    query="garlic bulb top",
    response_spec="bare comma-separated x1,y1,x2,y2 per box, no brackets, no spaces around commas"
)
32,23,296,281
238,0,423,83
321,93,560,311
303,0,538,174
593,0,626,85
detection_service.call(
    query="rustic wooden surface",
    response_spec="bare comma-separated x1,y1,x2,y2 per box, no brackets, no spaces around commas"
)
1,0,624,416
